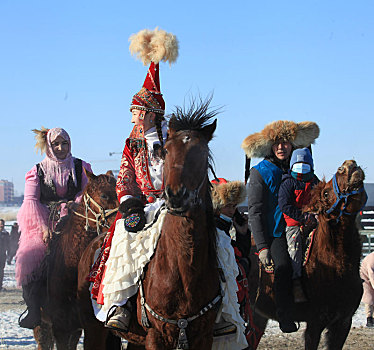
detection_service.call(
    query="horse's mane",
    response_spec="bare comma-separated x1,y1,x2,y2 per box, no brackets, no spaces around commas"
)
168,95,220,132
168,96,220,265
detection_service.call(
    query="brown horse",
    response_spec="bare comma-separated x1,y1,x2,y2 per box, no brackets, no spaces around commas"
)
248,159,367,350
33,170,120,350
77,99,221,349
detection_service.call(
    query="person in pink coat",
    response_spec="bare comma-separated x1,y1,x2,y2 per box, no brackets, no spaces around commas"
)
16,127,92,329
360,251,374,327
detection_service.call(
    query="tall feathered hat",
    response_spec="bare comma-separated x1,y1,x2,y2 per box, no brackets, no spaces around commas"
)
129,28,179,115
241,120,319,183
211,178,246,211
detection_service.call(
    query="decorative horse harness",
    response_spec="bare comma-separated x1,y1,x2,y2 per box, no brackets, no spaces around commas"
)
326,174,367,222
138,277,222,350
72,193,118,234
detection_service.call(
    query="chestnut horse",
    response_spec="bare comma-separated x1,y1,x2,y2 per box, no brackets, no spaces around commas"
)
248,160,367,350
33,170,120,350
77,99,221,349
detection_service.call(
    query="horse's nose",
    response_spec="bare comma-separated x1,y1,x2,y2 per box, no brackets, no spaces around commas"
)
164,185,188,208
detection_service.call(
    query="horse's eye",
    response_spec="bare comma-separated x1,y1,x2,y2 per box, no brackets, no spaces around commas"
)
101,194,109,201
323,190,329,198
183,135,190,143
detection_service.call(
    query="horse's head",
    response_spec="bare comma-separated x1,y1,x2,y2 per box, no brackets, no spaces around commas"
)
304,160,367,221
163,99,217,214
82,170,119,229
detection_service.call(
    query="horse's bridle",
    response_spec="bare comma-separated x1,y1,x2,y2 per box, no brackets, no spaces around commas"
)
326,174,367,222
72,193,118,234
165,168,208,216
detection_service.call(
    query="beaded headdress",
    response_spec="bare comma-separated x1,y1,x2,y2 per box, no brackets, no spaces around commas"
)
129,28,179,115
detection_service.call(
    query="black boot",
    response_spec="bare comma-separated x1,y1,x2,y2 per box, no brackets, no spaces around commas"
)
105,301,132,332
19,281,42,329
366,317,374,328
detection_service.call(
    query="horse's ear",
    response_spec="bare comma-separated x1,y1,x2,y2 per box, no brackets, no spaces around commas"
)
201,119,217,142
106,170,114,178
84,168,97,182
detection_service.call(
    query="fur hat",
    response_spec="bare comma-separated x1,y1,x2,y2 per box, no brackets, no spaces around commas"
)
129,28,179,115
211,178,246,211
241,120,320,159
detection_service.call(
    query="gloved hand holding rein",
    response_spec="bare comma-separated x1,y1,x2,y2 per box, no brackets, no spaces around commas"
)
119,197,146,233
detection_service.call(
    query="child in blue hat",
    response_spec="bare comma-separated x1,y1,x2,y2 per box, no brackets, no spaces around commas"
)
278,147,319,303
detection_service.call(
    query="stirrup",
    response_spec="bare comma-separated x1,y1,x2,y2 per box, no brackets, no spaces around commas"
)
213,321,237,337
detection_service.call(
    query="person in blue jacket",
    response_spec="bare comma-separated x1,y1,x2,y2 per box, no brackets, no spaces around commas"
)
241,120,319,333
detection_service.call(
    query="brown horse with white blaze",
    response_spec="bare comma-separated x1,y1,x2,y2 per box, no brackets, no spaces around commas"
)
248,159,367,350
77,99,221,350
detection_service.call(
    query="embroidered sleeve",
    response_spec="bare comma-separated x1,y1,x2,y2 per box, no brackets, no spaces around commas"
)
116,142,142,201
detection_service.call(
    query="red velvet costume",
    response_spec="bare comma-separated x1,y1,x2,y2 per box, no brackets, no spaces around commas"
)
89,59,168,302
116,137,164,204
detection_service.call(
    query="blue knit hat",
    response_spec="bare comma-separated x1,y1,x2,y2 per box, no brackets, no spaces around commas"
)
290,147,314,169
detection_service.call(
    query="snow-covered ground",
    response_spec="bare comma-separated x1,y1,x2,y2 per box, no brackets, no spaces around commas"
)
0,262,369,349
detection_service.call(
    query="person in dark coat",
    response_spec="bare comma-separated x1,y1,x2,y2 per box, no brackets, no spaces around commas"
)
7,222,20,265
278,147,319,303
0,219,10,291
242,120,319,333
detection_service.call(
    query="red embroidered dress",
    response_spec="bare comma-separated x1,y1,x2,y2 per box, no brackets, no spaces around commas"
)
89,123,167,302
117,137,164,204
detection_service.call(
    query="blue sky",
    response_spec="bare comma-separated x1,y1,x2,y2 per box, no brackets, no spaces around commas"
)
1,1,373,194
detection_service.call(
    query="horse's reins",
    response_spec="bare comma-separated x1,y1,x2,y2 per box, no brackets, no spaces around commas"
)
326,174,367,222
137,277,222,350
72,193,118,234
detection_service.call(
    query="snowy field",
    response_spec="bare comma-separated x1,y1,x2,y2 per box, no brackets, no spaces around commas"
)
0,261,371,349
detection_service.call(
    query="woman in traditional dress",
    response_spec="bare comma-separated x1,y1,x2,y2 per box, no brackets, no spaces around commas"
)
16,127,92,329
88,28,178,328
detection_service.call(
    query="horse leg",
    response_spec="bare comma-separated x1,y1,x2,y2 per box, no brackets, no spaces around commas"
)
145,328,166,350
53,327,81,350
325,317,352,350
33,323,54,350
68,329,82,350
304,322,324,350
82,323,111,350
105,331,123,349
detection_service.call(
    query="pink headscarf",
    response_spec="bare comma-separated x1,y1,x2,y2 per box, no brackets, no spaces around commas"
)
39,128,77,190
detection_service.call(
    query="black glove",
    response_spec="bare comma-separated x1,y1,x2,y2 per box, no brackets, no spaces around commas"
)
119,197,146,233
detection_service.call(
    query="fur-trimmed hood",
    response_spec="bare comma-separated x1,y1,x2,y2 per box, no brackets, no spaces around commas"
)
241,120,320,159
211,180,246,211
